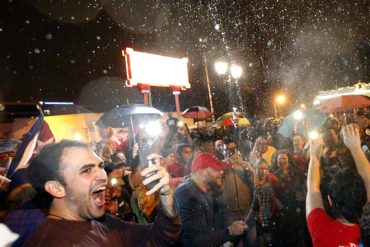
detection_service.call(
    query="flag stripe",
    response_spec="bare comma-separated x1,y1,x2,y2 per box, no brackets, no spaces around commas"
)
7,115,45,178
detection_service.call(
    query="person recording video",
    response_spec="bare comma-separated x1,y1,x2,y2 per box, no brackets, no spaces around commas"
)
24,140,181,246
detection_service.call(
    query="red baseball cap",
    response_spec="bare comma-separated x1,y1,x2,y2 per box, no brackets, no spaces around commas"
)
191,153,227,172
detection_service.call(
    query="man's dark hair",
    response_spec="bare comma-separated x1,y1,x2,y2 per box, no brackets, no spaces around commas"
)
161,148,176,158
330,167,367,223
27,139,89,191
176,143,192,154
360,203,370,247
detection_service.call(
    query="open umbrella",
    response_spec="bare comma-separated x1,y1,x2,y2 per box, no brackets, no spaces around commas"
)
97,104,164,189
96,104,164,159
213,112,251,127
277,109,328,138
319,95,370,113
181,106,212,120
96,104,163,128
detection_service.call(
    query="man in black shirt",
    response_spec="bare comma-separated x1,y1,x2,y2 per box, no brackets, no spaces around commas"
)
24,140,181,246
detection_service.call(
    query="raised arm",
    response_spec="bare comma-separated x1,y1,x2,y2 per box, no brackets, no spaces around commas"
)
341,124,370,202
306,138,324,217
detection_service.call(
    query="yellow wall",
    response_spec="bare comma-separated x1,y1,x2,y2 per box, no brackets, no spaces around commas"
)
1,111,201,143
45,112,196,143
45,113,102,142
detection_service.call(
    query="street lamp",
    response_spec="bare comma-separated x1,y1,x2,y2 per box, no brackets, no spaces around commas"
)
274,94,286,119
214,61,242,80
214,61,243,112
214,61,228,75
230,64,242,79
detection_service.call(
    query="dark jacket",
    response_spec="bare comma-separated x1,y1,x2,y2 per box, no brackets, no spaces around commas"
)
174,179,230,247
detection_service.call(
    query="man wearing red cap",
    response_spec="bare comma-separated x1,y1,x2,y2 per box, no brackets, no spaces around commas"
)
174,153,248,247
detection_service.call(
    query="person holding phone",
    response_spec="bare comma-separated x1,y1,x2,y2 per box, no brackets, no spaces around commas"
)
23,140,181,247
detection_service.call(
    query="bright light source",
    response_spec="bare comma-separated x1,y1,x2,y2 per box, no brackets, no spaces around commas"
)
215,61,228,75
138,123,145,129
313,99,320,105
214,24,220,31
293,110,303,120
177,121,184,127
73,133,82,141
230,64,242,79
300,104,306,109
145,121,162,138
110,178,118,186
249,63,253,67
309,130,319,140
276,94,286,104
124,48,190,89
43,101,74,105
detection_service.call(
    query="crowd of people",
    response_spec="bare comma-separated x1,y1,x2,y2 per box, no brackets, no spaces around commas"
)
0,109,370,247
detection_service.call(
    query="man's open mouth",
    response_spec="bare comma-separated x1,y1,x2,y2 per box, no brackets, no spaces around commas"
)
92,185,106,207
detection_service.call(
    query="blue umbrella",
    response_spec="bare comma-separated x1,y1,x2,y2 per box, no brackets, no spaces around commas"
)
278,109,328,138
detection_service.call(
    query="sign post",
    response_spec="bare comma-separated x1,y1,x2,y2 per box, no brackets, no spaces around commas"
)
123,48,190,111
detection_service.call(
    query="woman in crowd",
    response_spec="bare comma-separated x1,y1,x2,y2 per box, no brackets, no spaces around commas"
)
250,137,276,167
252,158,279,246
271,149,308,246
291,134,309,174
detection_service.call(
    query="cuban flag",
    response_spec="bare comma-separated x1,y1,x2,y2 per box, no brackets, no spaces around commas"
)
7,113,55,179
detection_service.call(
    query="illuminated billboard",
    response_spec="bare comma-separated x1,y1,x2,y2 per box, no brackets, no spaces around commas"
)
123,48,190,89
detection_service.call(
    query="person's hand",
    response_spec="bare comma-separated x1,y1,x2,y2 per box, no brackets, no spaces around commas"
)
309,137,324,159
227,220,248,236
143,154,176,217
341,124,362,151
141,153,170,196
122,166,132,176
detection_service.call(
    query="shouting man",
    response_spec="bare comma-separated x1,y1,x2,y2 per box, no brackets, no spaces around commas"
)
24,140,181,246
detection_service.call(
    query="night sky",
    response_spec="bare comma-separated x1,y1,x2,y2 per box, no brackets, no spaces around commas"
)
0,0,369,117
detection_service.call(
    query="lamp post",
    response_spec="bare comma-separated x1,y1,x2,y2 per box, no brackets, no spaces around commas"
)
274,94,286,119
214,61,243,112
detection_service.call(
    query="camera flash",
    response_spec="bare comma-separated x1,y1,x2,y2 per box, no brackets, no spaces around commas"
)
309,130,319,140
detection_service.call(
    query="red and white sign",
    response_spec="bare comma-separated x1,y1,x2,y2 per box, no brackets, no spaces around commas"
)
123,48,190,90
